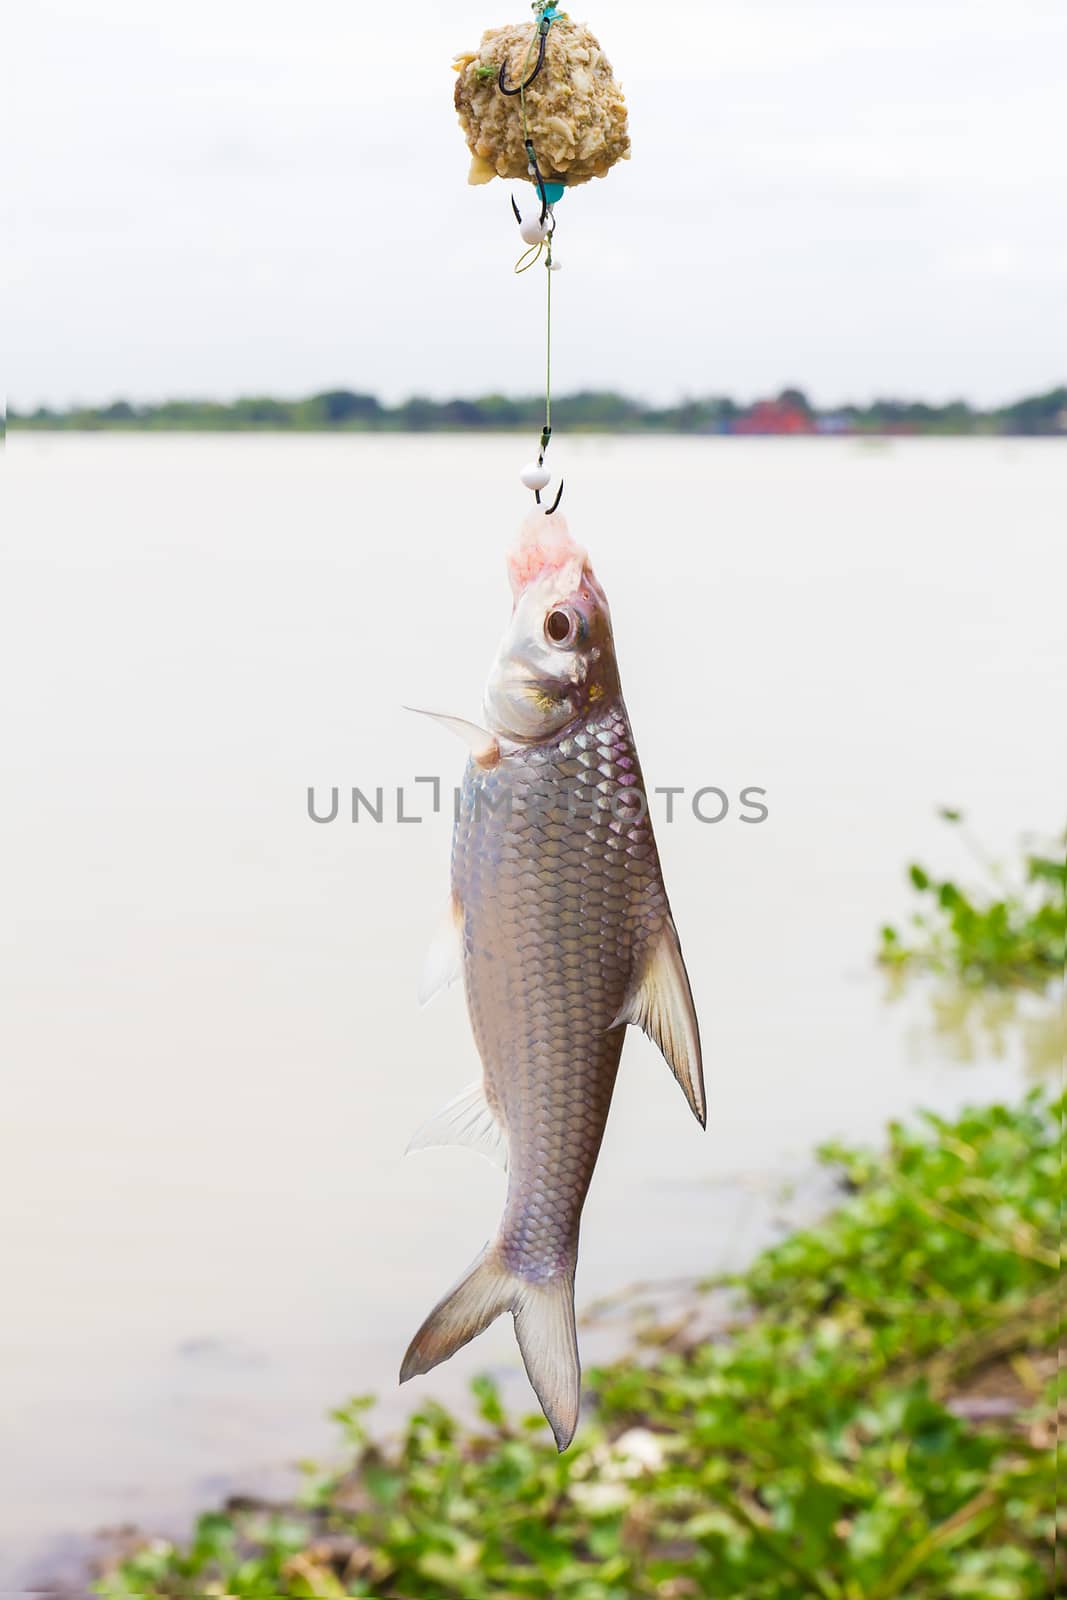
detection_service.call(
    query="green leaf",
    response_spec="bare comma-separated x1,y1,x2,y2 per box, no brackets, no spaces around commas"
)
100,1092,1061,1600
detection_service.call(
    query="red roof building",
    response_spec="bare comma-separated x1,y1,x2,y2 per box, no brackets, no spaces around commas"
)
732,399,816,435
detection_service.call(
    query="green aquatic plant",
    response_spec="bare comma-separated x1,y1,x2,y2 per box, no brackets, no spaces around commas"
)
879,811,1065,988
98,1091,1061,1600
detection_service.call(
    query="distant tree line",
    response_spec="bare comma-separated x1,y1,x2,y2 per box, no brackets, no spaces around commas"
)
7,386,1066,436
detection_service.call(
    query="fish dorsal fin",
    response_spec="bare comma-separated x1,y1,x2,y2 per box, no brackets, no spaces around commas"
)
419,895,464,1007
614,917,706,1128
405,708,501,768
406,1081,509,1171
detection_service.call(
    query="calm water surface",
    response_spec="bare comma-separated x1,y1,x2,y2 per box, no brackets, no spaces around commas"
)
2,435,1063,1583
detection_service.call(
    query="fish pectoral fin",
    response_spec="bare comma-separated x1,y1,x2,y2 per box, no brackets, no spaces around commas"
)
613,917,706,1129
405,707,501,769
418,894,464,1007
406,1080,509,1171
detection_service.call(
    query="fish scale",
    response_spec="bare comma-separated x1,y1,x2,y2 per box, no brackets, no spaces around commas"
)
454,701,666,1282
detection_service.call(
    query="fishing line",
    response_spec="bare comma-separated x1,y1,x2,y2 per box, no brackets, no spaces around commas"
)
513,222,554,497
509,4,561,505
544,227,552,438
454,3,627,510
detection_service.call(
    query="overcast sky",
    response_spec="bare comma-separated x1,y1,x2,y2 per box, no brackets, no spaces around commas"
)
10,0,1065,409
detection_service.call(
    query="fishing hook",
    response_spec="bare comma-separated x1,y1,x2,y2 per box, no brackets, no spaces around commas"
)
544,478,564,515
510,149,550,229
498,22,548,96
525,139,549,224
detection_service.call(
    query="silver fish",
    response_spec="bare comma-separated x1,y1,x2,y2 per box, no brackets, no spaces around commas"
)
400,511,704,1449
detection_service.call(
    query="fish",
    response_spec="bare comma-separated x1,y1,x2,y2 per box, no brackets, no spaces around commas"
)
400,509,705,1450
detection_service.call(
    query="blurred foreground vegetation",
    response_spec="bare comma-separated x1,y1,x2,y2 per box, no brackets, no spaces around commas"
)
11,385,1067,436
879,814,1065,990
99,1091,1061,1599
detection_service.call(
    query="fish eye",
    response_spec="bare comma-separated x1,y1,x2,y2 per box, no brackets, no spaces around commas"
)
545,606,582,648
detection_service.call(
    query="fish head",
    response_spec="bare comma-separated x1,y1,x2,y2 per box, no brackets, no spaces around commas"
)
484,510,620,741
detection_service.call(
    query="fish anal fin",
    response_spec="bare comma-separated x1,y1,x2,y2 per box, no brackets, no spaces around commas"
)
405,708,501,769
406,1080,509,1171
614,917,706,1128
419,894,464,1007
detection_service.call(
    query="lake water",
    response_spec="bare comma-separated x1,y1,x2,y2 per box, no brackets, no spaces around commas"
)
2,435,1063,1585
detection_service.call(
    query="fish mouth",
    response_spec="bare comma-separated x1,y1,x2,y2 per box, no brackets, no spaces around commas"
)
508,509,589,600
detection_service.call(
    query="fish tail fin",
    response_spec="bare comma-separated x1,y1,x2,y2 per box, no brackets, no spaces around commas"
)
400,1249,581,1452
514,1271,580,1452
399,1246,514,1384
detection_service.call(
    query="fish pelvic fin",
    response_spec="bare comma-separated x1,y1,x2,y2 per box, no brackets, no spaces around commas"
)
400,1250,581,1453
614,915,707,1129
418,894,464,1007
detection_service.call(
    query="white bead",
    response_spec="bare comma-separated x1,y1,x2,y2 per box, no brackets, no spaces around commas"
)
519,215,549,246
520,461,552,491
548,257,563,272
